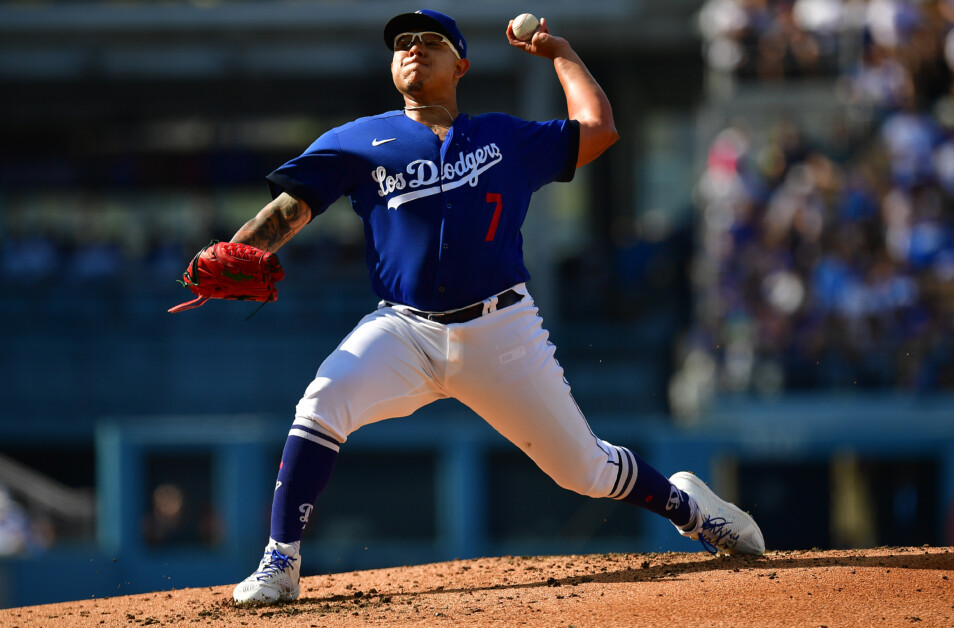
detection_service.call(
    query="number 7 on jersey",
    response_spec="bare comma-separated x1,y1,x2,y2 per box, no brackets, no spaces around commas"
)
485,193,502,242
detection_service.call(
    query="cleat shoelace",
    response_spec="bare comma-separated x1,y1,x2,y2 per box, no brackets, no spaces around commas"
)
698,516,734,554
254,550,297,581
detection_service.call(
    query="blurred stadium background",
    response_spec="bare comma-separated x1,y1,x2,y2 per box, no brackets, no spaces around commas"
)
1,0,953,609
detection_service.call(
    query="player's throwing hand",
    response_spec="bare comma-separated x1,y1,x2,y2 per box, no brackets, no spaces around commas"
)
506,17,563,59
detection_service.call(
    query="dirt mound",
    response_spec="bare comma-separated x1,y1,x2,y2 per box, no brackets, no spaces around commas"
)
2,547,952,627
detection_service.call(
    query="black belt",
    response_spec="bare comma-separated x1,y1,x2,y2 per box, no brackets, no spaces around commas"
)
389,289,524,325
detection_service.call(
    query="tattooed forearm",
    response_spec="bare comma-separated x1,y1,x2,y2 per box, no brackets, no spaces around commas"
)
231,193,311,252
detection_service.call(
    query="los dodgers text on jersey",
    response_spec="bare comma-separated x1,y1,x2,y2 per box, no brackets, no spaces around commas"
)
372,142,504,210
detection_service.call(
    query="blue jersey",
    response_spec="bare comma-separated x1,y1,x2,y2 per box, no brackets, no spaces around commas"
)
266,110,579,311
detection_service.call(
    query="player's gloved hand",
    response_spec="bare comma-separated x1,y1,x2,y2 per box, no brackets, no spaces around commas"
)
168,240,285,314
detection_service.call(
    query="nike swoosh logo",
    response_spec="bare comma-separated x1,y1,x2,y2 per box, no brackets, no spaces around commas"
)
372,138,396,146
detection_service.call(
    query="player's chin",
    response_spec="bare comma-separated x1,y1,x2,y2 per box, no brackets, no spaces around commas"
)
397,73,425,93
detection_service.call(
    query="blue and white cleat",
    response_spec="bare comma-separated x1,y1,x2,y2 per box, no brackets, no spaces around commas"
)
233,539,302,604
670,471,765,555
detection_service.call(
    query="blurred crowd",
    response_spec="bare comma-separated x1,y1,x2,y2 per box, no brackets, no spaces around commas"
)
673,0,954,416
0,189,364,291
0,191,228,287
700,0,953,91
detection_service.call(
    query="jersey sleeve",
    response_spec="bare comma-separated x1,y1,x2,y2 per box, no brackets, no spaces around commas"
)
265,129,354,221
512,118,580,190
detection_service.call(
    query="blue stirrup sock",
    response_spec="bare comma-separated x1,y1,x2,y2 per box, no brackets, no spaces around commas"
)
617,448,694,528
269,422,340,544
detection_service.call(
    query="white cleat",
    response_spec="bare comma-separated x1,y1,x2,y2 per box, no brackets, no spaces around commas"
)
670,471,765,555
233,539,301,604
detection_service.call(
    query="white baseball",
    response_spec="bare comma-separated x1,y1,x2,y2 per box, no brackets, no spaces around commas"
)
512,13,540,41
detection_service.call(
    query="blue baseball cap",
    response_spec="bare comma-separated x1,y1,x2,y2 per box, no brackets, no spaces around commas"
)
384,9,467,59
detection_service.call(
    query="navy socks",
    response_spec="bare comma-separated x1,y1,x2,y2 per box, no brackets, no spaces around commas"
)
269,423,339,544
618,448,694,528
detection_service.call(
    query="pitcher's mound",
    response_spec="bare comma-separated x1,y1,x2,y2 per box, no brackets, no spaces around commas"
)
2,547,952,627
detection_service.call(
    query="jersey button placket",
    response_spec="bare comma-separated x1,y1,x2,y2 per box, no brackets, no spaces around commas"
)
435,196,452,301
442,205,451,250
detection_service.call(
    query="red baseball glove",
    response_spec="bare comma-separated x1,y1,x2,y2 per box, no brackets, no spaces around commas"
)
168,240,285,313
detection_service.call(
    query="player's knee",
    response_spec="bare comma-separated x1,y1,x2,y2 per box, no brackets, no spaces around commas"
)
296,379,361,440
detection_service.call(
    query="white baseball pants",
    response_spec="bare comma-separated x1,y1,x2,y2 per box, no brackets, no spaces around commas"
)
292,284,637,499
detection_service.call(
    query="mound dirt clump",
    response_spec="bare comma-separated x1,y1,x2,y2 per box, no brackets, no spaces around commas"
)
1,547,951,627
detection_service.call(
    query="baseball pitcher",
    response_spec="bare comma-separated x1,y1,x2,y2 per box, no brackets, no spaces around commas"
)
172,9,765,605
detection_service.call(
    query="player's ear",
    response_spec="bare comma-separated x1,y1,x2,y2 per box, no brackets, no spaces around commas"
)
454,58,471,80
